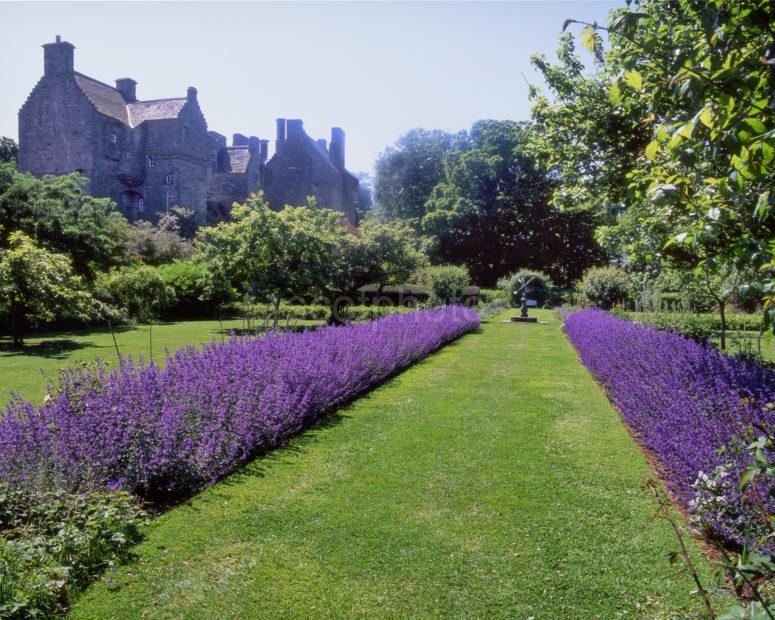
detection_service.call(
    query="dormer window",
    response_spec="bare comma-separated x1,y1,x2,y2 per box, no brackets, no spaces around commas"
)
110,133,117,143
148,155,156,167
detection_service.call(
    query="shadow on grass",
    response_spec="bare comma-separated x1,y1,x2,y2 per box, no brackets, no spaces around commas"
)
0,339,100,359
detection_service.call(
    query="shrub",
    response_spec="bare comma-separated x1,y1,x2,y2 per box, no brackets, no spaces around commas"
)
0,486,146,617
231,302,411,323
577,266,630,309
125,220,192,266
95,265,175,322
423,265,470,305
564,309,775,550
156,260,235,318
0,307,480,499
613,310,766,345
497,269,556,307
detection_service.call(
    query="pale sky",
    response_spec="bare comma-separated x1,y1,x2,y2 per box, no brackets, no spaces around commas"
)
0,1,621,174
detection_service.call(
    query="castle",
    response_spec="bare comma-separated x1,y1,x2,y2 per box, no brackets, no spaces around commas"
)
17,37,359,224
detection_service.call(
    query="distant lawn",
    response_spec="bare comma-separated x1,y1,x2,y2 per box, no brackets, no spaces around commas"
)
70,310,714,618
0,319,320,406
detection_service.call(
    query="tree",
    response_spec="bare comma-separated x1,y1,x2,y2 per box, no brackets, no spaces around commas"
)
374,129,464,228
422,120,604,286
0,232,95,347
534,0,775,329
199,195,340,326
0,137,17,164
0,165,130,280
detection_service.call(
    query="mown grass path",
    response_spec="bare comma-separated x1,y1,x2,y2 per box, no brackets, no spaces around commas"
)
71,310,710,618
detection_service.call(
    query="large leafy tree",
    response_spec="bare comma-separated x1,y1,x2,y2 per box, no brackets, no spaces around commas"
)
533,0,775,327
0,165,130,280
374,128,464,228
0,232,95,347
200,195,341,324
422,120,603,286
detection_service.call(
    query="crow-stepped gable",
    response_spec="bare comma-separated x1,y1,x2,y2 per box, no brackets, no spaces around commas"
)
18,37,359,223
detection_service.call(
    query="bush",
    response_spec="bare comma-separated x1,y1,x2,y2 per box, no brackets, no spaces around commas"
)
95,265,175,322
0,308,480,499
231,302,411,323
613,310,766,344
125,220,192,266
156,260,235,318
497,269,556,307
564,309,775,550
423,265,470,305
0,486,146,617
577,266,630,310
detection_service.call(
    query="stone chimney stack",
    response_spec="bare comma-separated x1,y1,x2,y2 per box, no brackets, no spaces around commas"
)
232,133,249,147
187,87,198,103
275,118,286,153
248,136,260,153
115,78,137,103
286,119,304,137
316,138,328,152
43,36,74,76
259,139,269,163
330,127,345,171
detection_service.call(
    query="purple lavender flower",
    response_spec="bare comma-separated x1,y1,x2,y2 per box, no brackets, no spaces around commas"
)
0,307,479,500
564,309,775,548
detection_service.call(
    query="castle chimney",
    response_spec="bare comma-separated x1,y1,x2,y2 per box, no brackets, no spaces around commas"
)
43,36,74,76
187,87,198,102
115,78,137,103
248,136,260,153
316,139,328,152
259,139,269,163
233,133,249,147
330,127,345,171
286,119,304,137
275,118,286,152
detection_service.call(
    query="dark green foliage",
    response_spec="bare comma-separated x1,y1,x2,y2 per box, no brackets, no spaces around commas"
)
156,260,235,318
95,266,175,323
615,310,765,345
374,129,463,228
0,138,17,164
231,302,410,323
497,269,557,307
420,265,470,305
0,486,146,617
578,266,630,310
0,165,130,281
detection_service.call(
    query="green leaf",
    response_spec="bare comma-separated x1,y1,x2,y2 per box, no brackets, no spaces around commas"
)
645,140,659,160
755,191,770,220
623,69,643,91
609,82,622,106
698,107,714,129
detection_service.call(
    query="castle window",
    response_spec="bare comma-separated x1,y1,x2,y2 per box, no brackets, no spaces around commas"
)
164,174,174,185
125,153,132,160
148,155,157,167
137,198,144,213
110,133,117,143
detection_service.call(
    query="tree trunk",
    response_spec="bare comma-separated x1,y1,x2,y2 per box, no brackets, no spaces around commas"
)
10,298,24,349
273,295,281,329
718,301,727,350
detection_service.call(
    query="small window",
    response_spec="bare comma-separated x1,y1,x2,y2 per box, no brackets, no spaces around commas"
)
137,198,144,213
125,153,132,160
110,133,117,143
164,174,173,185
148,155,156,167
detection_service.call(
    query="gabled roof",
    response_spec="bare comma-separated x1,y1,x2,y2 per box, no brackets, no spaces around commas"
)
73,72,186,128
74,72,129,125
127,99,186,126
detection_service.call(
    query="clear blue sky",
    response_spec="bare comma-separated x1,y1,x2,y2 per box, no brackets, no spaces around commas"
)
0,1,621,174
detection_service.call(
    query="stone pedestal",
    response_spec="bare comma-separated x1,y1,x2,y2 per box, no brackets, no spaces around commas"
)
510,317,538,323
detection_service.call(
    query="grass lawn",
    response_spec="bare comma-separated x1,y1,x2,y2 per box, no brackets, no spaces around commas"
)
0,319,320,406
70,309,713,619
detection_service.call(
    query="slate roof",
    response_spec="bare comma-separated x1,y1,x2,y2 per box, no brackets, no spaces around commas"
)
74,73,129,125
224,146,251,173
74,72,186,127
127,99,186,126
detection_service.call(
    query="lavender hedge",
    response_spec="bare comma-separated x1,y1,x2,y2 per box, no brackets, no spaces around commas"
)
564,309,775,547
0,307,479,498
